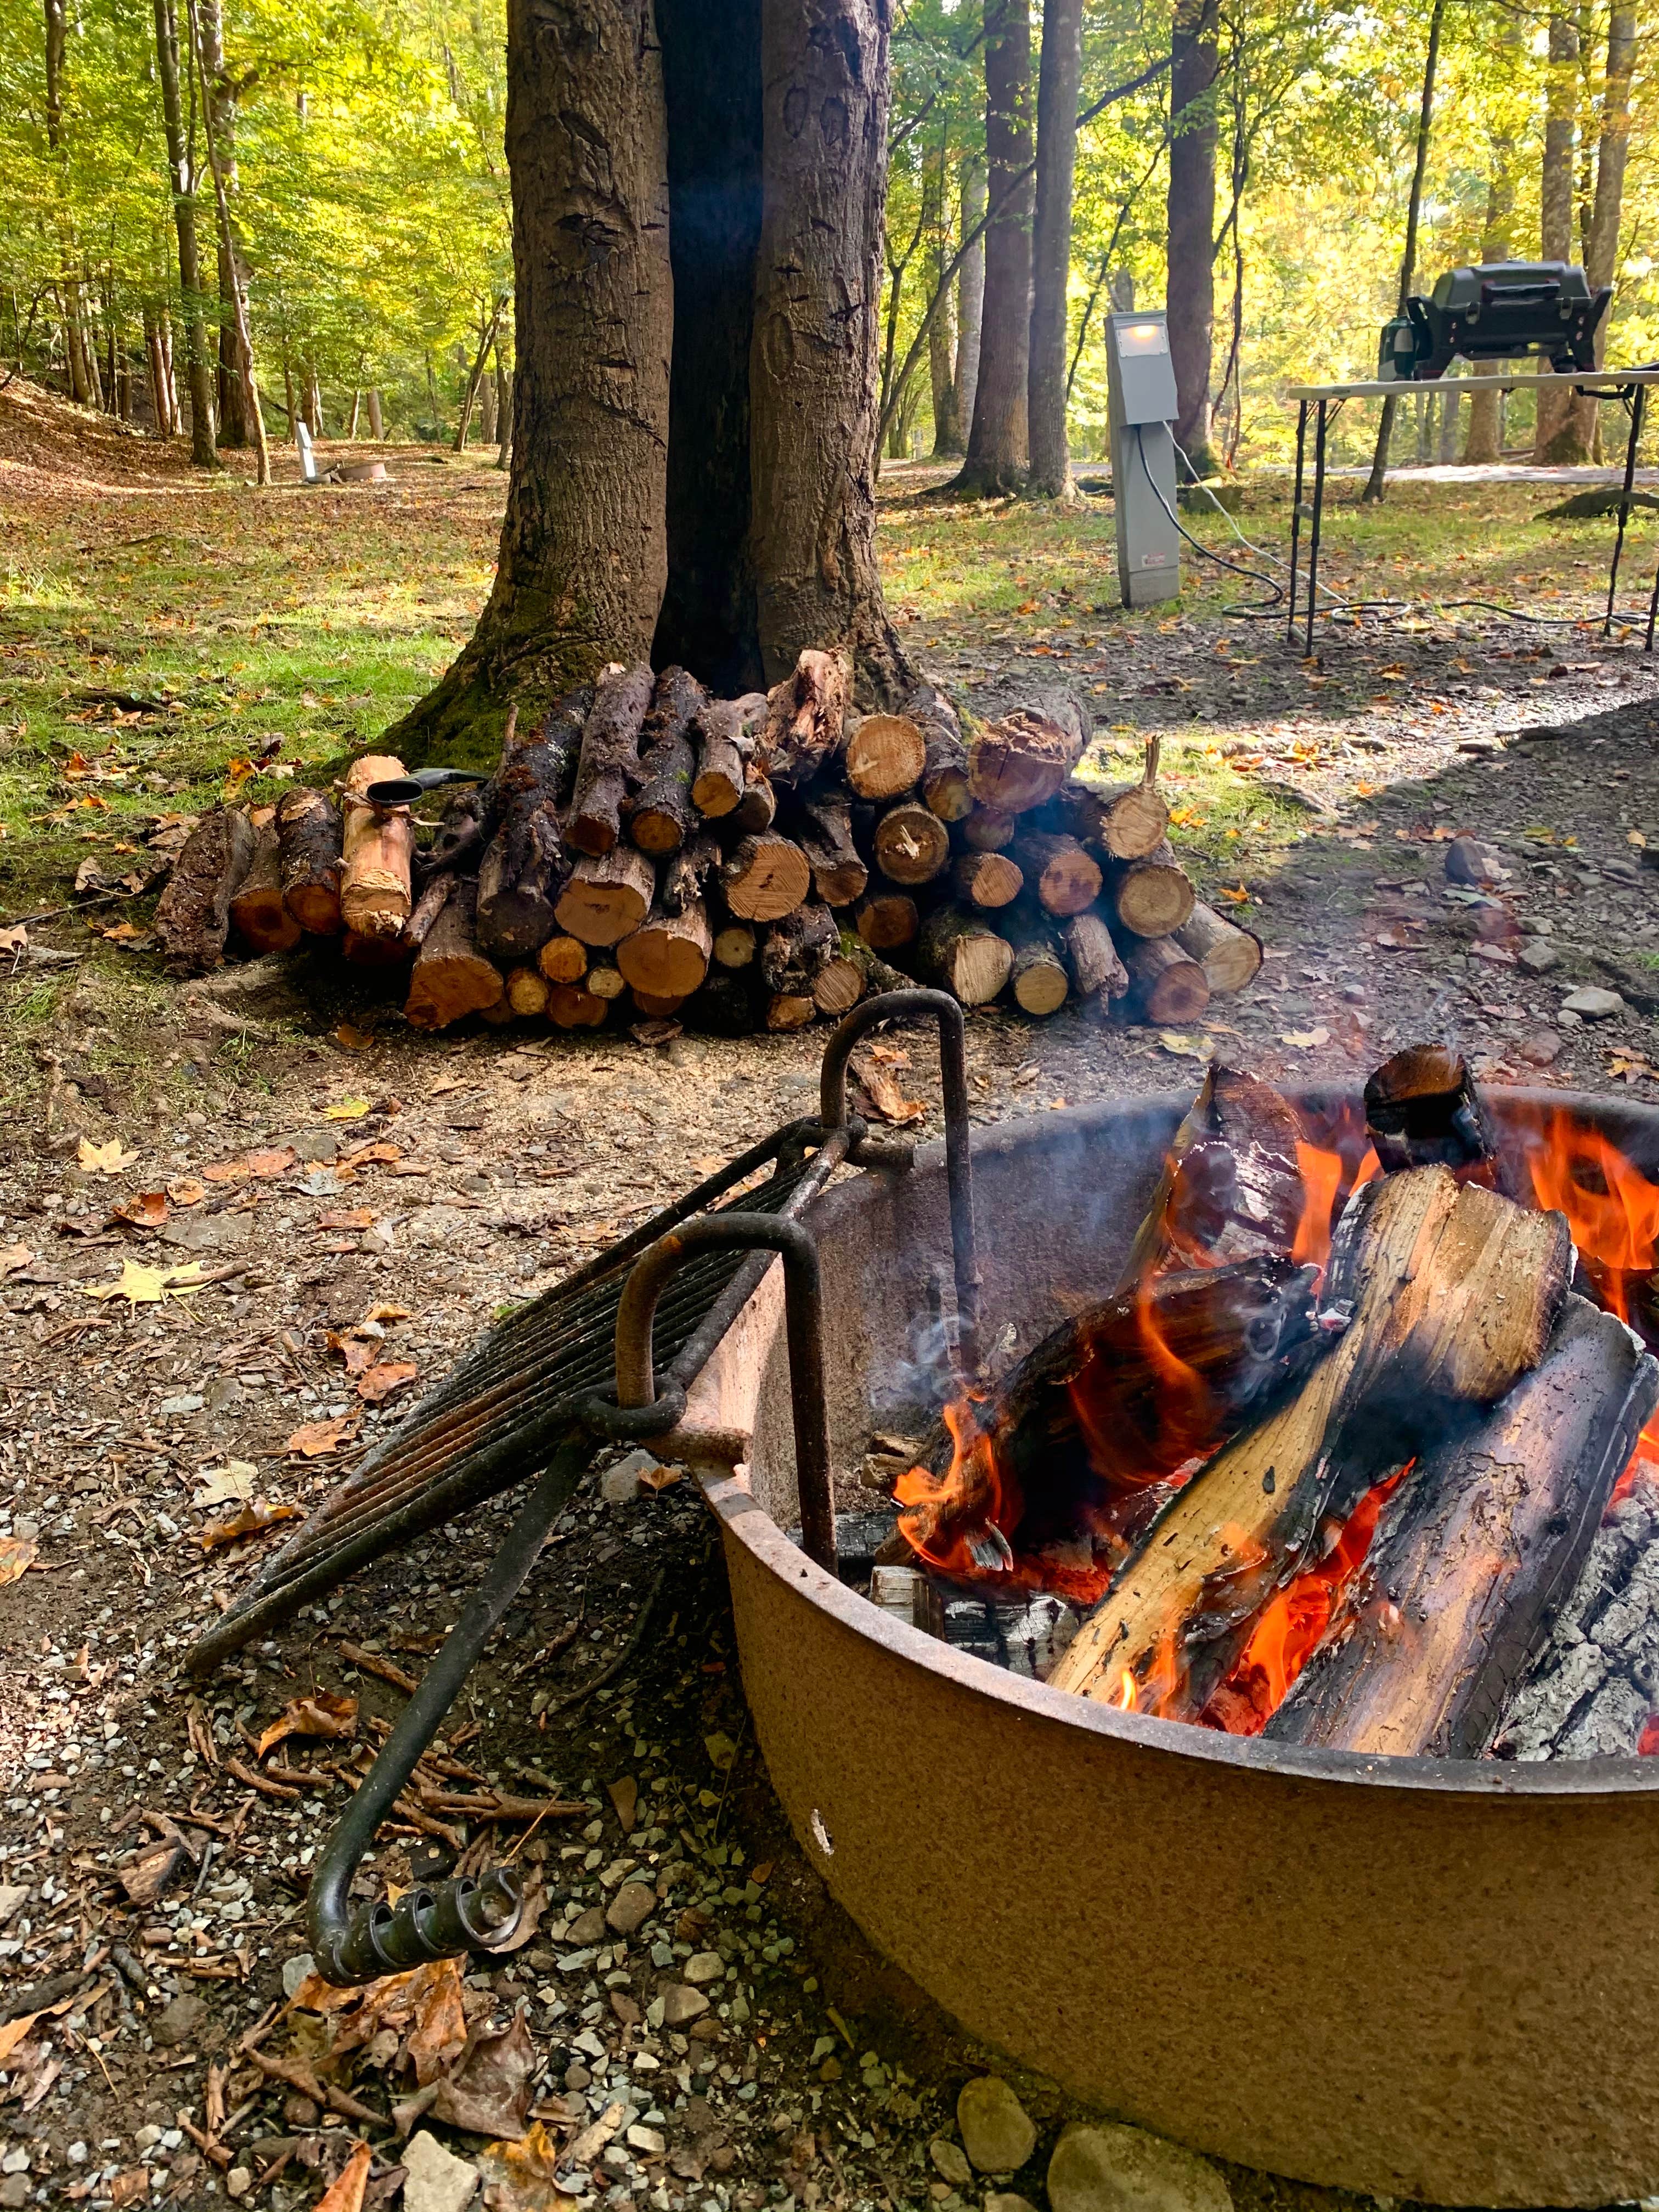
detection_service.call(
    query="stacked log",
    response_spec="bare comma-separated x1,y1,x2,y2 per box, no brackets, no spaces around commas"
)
148,658,1260,1034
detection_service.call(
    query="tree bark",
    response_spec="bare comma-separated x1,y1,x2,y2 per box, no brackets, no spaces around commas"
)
568,662,654,857
1166,0,1220,481
340,758,415,940
230,821,301,954
475,687,590,960
691,692,768,818
917,905,1013,1005
154,806,256,973
1363,0,1446,500
194,0,248,450
629,664,707,855
953,0,1032,495
150,0,217,466
956,161,986,436
1566,2,1638,452
188,0,268,486
924,149,962,456
275,786,343,935
749,0,907,701
1463,20,1520,466
1536,10,1585,462
1026,0,1082,498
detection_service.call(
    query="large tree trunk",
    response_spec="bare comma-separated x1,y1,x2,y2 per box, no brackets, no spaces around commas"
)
1166,0,1220,481
149,0,215,464
1026,0,1082,499
952,0,1032,495
1564,2,1637,453
749,0,906,701
1362,0,1446,501
925,151,962,456
1535,10,1585,462
195,0,250,450
1463,25,1520,467
956,161,986,435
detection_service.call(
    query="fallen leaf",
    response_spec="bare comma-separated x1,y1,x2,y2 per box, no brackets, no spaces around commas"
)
341,1142,401,1168
166,1177,207,1206
478,2122,582,2210
704,1731,738,1772
312,2140,371,2212
407,1955,469,2085
0,1538,37,1587
430,2008,536,2140
608,1776,638,1831
287,1415,360,1457
0,2013,42,2067
1281,1028,1331,1049
1216,884,1253,906
334,1022,375,1050
246,1146,297,1178
118,1839,187,1907
191,1462,257,1509
256,1689,358,1759
76,1136,138,1177
328,1329,378,1376
318,1207,375,1232
99,919,151,945
325,1096,373,1121
1157,1031,1215,1058
1,1244,33,1276
0,925,26,956
83,1259,208,1307
638,1463,681,1492
200,1158,249,1184
358,1360,419,1404
113,1190,168,1228
855,1060,925,1126
200,1500,302,1549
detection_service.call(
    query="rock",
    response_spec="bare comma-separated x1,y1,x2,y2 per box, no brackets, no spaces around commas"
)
684,1950,725,1985
281,1952,316,1999
402,2129,480,2212
661,1984,709,2026
1446,836,1507,887
606,1882,656,1936
150,1993,207,2049
957,2076,1037,2174
564,1906,608,1944
184,955,304,1016
1517,1030,1563,1067
930,2138,974,2187
627,2126,666,2157
1047,2121,1233,2212
1456,735,1502,755
987,2196,1042,2212
0,1888,28,1927
290,1127,341,1164
225,2171,252,2202
1561,985,1625,1019
600,1448,661,1504
1516,940,1560,975
0,2177,27,2209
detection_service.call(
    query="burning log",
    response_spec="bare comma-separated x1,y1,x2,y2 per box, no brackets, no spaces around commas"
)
230,821,301,955
555,847,656,946
404,881,504,1031
1263,1296,1659,1755
951,851,1023,910
1122,936,1210,1024
844,710,926,801
275,786,344,934
794,796,869,907
855,890,919,950
1048,1168,1572,1714
968,690,1088,813
340,757,415,941
1107,839,1195,939
629,665,707,855
1062,911,1128,1006
154,805,257,973
761,648,849,787
1120,1065,1307,1284
1173,902,1262,995
475,691,589,961
537,934,589,984
1364,1043,1501,1178
568,661,653,857
873,800,951,886
721,832,812,922
1011,831,1103,918
910,682,972,821
917,906,1013,1006
691,693,768,819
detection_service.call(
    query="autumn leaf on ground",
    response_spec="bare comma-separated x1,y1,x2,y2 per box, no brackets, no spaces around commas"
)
364,1302,411,1325
286,1415,360,1457
325,1095,373,1121
1281,1028,1331,1049
334,1023,374,1051
430,2008,536,2138
311,2141,371,2212
112,1190,168,1228
0,926,26,956
0,1538,38,1587
1216,884,1253,906
199,1500,302,1549
191,1462,257,1509
340,1142,401,1168
76,1136,138,1176
851,1056,923,1126
200,1158,249,1183
166,1177,207,1206
245,1146,297,1178
358,1360,419,1404
477,2120,574,2209
1,1245,33,1276
1158,1031,1215,1058
318,1207,375,1232
256,1689,358,1759
328,1329,377,1376
83,1259,208,1307
407,1956,469,2085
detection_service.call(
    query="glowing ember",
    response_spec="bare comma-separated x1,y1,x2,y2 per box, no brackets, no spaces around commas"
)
1639,1715,1659,1757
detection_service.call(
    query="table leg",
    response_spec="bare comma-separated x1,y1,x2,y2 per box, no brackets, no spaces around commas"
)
1607,382,1644,636
1287,399,1308,646
1305,399,1330,658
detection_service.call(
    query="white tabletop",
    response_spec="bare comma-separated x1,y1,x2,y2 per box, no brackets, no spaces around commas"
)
1288,366,1659,400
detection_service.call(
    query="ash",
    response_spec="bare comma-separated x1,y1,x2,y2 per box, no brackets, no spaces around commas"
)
1494,1465,1659,1759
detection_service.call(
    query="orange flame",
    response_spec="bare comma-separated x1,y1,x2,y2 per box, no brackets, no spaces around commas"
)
1517,1108,1659,1323
1108,1627,1183,1718
1291,1139,1380,1271
894,1395,1018,1581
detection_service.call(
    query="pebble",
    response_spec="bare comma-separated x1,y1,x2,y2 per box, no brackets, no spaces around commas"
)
1561,985,1626,1019
660,1983,708,2026
150,1992,207,2049
627,2124,666,2156
402,2129,481,2212
930,2138,973,2187
957,2076,1037,2174
565,1906,608,1944
606,1881,657,1936
1517,1030,1564,1067
683,1950,725,1985
986,2197,1042,2212
225,2171,252,2201
1516,940,1560,975
1047,2121,1233,2212
600,1449,662,1503
1446,836,1506,886
281,1952,315,1999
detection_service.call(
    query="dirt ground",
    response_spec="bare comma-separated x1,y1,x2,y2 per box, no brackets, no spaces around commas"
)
2,395,1658,2211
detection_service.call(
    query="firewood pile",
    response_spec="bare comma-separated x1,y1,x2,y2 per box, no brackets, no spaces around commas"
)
855,1046,1659,1758
148,653,1262,1034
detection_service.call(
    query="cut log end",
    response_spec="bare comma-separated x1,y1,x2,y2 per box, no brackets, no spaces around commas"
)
405,881,504,1031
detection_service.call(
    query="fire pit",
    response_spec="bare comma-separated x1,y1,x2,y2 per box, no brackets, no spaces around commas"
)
681,1079,1659,2210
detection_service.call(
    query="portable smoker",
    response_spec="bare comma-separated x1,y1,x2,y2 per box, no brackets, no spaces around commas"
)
1377,259,1613,381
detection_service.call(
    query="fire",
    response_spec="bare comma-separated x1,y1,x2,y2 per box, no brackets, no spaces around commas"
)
1108,1627,1183,1718
1516,1107,1659,1324
1611,1411,1659,1508
894,1395,1019,1582
1290,1139,1380,1269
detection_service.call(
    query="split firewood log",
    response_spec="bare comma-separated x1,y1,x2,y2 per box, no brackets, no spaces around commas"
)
1003,906,1070,1017
1262,1296,1659,1756
918,906,1013,1006
1012,831,1103,918
1119,1064,1305,1285
794,796,868,907
873,801,950,886
340,757,415,941
1063,910,1128,1006
811,935,911,1020
1048,1167,1573,1714
475,689,590,962
1122,936,1210,1024
910,682,972,822
951,851,1023,910
721,832,812,922
963,805,1017,852
1044,738,1169,862
617,898,713,1000
568,661,653,857
1173,901,1262,994
554,847,656,947
537,934,589,984
967,689,1088,814
275,786,344,934
712,920,757,969
1105,838,1195,938
844,710,926,802
403,871,456,953
690,692,768,820
629,665,707,855
855,890,919,950
505,964,550,1018
230,822,301,955
761,648,850,787
896,1258,1324,1579
548,983,608,1028
765,997,817,1031
154,806,257,973
405,881,505,1031
1363,1043,1502,1180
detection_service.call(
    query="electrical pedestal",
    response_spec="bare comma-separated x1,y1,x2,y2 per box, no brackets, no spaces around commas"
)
1105,311,1181,608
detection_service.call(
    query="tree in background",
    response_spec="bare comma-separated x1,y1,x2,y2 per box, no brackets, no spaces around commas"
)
953,0,1034,494
1027,0,1084,495
1363,0,1447,501
1463,18,1522,466
1166,0,1221,479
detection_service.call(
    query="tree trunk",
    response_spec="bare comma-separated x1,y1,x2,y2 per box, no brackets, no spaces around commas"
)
1534,12,1585,461
1463,29,1520,467
953,0,1032,495
1363,0,1446,501
189,0,269,484
749,0,906,701
1566,1,1637,452
150,0,217,465
196,0,249,450
956,161,986,437
1166,0,1220,481
924,150,962,456
1026,0,1082,498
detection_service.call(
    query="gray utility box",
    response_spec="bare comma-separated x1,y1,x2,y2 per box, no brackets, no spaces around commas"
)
1104,311,1181,607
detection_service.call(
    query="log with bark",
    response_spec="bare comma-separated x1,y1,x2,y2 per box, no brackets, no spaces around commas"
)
844,710,926,801
967,689,1088,813
811,935,912,1020
505,964,550,1018
873,801,951,886
760,902,837,998
794,797,869,908
720,833,812,922
1012,831,1103,918
1260,1296,1659,1755
918,906,1014,1006
340,757,415,941
568,661,653,857
555,847,657,947
1118,1064,1306,1285
1046,737,1169,861
403,871,456,955
1122,936,1210,1024
629,665,707,855
1063,910,1129,1006
1047,1168,1573,1714
1105,838,1195,938
1173,901,1262,994
475,689,589,961
405,881,505,1031
424,786,489,877
154,806,257,973
734,770,778,833
1363,1043,1502,1180
548,983,609,1028
951,850,1023,910
275,786,345,935
910,681,972,822
855,890,920,950
761,648,850,788
1003,906,1070,1017
230,821,302,956
963,805,1017,852
691,693,768,820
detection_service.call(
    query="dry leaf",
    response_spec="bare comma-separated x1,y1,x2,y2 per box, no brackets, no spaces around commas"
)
328,1329,377,1376
76,1136,138,1177
407,1956,469,2085
113,1190,168,1228
342,1142,401,1169
118,1839,186,1906
199,1500,302,1549
100,919,151,945
246,1146,297,1178
364,1302,411,1324
166,1177,207,1206
83,1259,207,1307
191,1462,257,1509
318,1208,375,1232
637,1463,681,1492
334,1022,374,1050
312,2141,372,2212
854,1057,924,1126
1157,1031,1215,1058
325,1096,373,1121
201,1158,249,1184
429,2008,536,2140
0,1539,38,1588
256,1689,358,1759
0,2013,42,2067
1280,1028,1331,1049
358,1360,419,1404
0,925,26,956
478,2121,582,2210
0,1244,33,1276
286,1415,359,1457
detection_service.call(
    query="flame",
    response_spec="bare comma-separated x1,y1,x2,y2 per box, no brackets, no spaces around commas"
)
1639,1714,1659,1756
1201,1469,1407,1736
894,1395,1019,1581
1108,1627,1183,1718
1611,1411,1659,1508
1517,1107,1659,1324
1291,1139,1380,1271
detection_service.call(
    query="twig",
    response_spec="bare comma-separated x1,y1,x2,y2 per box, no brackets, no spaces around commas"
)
227,1756,298,1803
542,1570,667,1718
246,2049,388,2129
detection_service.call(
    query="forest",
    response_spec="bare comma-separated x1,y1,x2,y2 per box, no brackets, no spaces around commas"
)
2,0,1654,483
